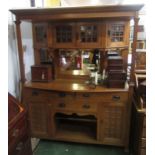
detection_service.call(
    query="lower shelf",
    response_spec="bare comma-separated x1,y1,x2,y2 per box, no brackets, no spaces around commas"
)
55,123,97,143
54,113,97,143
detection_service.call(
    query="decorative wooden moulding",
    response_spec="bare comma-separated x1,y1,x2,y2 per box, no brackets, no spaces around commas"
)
31,65,53,82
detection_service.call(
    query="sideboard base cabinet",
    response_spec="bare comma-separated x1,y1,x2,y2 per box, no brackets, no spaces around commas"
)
24,85,129,149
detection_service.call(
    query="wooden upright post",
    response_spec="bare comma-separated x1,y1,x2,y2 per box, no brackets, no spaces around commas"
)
15,20,25,101
125,15,139,151
130,16,140,82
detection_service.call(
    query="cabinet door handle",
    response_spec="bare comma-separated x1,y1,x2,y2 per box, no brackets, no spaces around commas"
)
32,91,39,96
82,104,90,109
112,95,120,101
58,103,66,108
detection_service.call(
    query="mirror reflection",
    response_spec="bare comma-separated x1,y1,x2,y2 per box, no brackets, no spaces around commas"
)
59,49,100,72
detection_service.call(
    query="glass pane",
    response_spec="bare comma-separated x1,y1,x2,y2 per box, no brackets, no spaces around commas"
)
80,25,98,43
111,24,124,42
56,25,72,43
35,25,47,43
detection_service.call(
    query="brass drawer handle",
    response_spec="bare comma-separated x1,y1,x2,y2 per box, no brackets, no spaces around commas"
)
112,95,120,101
32,91,39,96
58,103,66,108
82,104,90,109
59,92,66,98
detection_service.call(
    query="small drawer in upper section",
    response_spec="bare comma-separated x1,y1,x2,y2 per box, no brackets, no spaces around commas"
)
24,88,51,102
76,92,128,103
99,92,128,103
53,99,97,113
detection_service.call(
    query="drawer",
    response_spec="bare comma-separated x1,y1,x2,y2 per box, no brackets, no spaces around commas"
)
53,100,78,111
25,89,50,102
77,101,97,113
99,92,128,102
77,92,128,103
53,99,97,113
49,92,76,102
76,93,100,103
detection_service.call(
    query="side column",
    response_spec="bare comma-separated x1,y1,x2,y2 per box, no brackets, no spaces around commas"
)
15,20,25,101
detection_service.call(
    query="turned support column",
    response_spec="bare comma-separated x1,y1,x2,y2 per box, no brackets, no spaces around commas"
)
125,16,139,152
130,17,140,82
15,20,25,101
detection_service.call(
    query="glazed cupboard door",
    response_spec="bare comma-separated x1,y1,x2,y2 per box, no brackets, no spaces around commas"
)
99,102,126,146
76,22,102,48
52,23,76,48
106,21,129,48
33,23,52,48
28,101,49,137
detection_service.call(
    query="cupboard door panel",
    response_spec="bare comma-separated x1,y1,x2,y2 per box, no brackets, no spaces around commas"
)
53,23,76,48
106,21,129,48
29,102,48,137
33,23,50,47
99,102,126,145
77,22,102,48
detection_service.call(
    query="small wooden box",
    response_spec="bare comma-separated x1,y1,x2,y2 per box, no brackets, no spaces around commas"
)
108,70,126,80
107,56,123,65
107,65,124,71
107,80,126,88
31,65,52,82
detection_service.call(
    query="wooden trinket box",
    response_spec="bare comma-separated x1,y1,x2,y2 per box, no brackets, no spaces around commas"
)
108,70,126,80
31,65,53,82
107,65,124,71
107,51,119,57
107,80,126,88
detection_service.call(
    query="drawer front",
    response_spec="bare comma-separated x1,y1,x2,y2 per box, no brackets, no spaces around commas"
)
25,89,50,102
77,100,97,113
52,93,98,113
53,100,78,111
77,92,128,103
99,92,128,102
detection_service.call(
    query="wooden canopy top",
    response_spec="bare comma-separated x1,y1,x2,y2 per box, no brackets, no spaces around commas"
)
10,4,144,21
